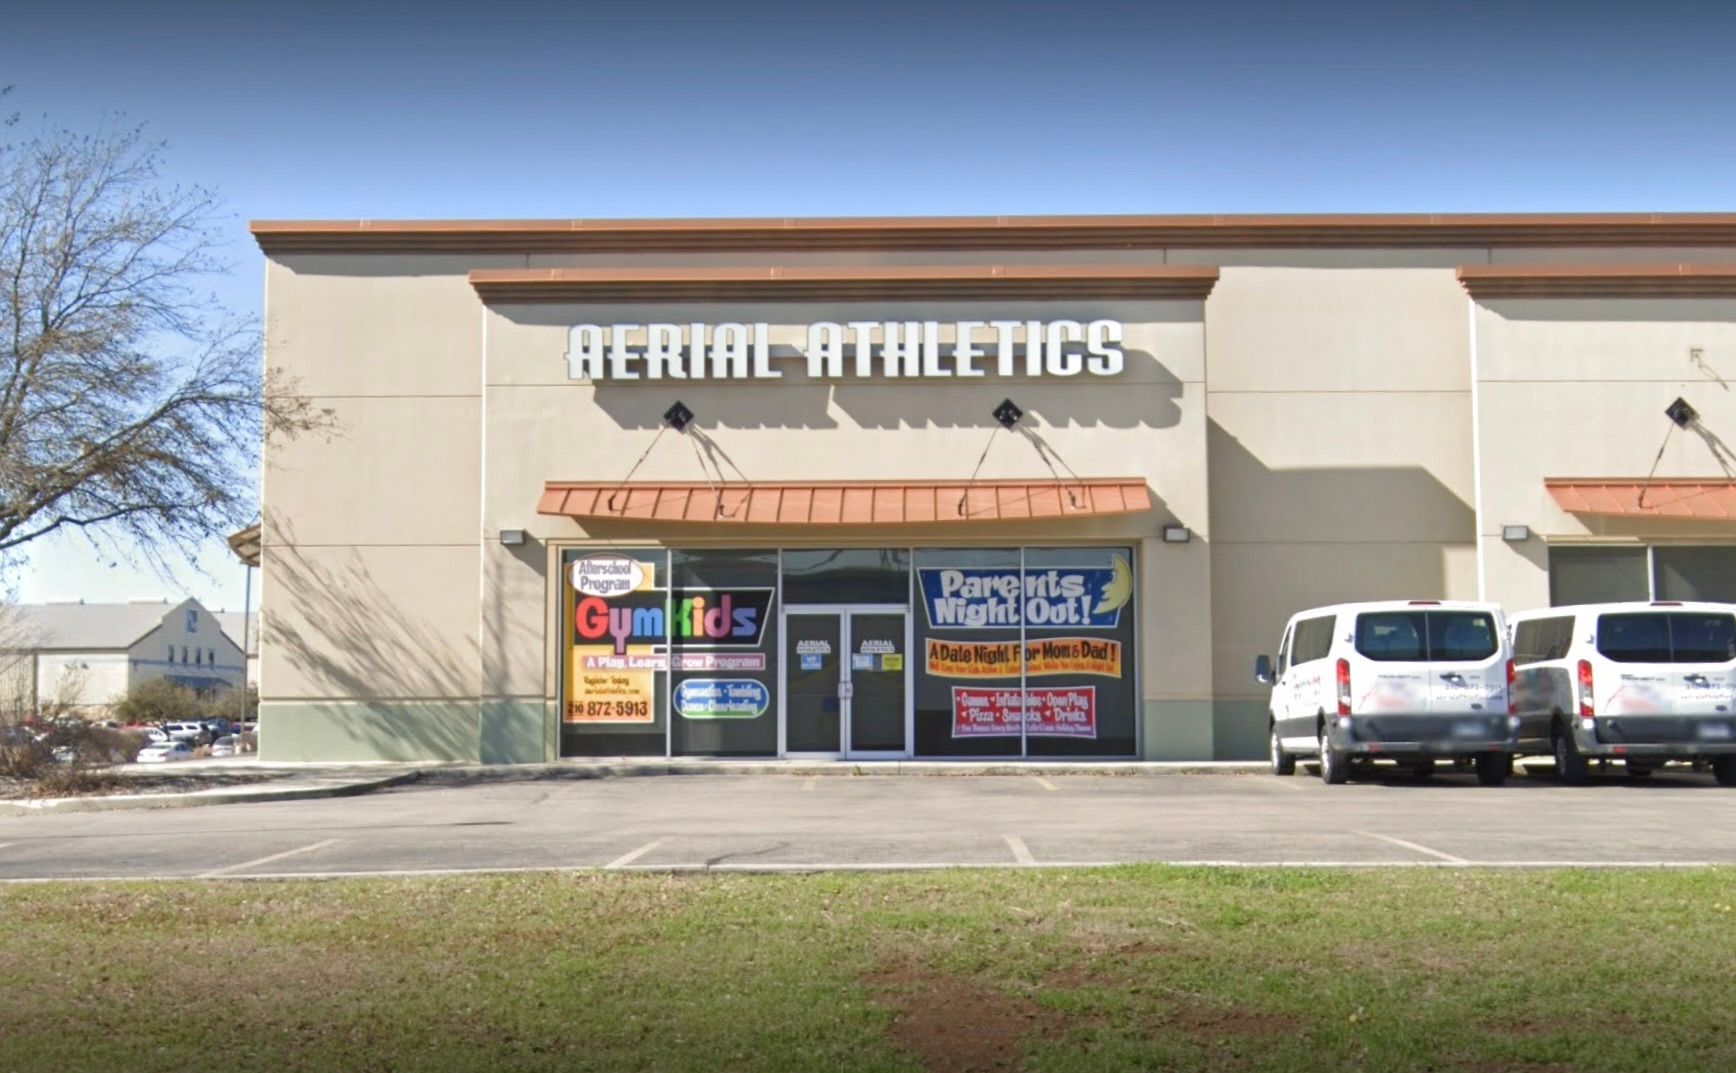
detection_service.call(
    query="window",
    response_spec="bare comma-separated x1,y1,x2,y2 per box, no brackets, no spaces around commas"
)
1513,617,1573,665
1597,612,1736,663
166,645,174,662
783,549,910,604
1549,547,1649,605
1290,616,1336,665
1354,611,1498,662
1653,547,1736,602
1276,626,1292,676
181,647,189,664
194,650,202,666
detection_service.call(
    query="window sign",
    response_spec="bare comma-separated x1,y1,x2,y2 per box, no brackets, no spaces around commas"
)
918,556,1132,629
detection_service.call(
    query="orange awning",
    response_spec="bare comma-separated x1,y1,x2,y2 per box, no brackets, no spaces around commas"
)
538,479,1151,526
1546,479,1736,520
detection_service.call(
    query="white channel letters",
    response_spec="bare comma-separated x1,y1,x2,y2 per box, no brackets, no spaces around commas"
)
564,321,1124,381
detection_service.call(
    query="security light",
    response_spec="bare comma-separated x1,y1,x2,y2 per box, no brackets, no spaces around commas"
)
992,398,1024,429
1501,524,1531,542
499,529,527,546
1666,397,1698,429
663,400,695,431
1161,525,1191,544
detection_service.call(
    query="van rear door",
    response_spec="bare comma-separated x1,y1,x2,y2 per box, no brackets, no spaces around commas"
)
1423,610,1506,717
1594,611,1736,717
1351,610,1431,713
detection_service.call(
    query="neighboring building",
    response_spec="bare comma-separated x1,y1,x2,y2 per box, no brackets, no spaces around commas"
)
0,599,246,715
213,612,260,690
253,213,1736,764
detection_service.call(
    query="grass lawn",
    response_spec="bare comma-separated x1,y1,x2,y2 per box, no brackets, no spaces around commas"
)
2,867,1733,1072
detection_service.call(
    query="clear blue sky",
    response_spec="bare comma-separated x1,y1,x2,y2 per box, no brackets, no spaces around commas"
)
5,0,1736,609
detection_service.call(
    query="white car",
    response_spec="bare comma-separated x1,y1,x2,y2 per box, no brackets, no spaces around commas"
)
136,741,193,764
1509,601,1736,785
164,722,205,742
1255,600,1517,785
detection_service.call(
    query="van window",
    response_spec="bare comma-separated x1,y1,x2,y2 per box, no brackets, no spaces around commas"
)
1355,611,1499,662
1291,615,1336,665
1513,617,1573,665
1597,613,1736,663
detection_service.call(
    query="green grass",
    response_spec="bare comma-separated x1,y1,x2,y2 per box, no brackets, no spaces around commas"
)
2,868,1734,1072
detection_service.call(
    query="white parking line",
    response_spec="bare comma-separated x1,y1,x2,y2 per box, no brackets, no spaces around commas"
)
1032,776,1058,792
604,838,666,870
1352,830,1468,864
197,839,339,878
1003,834,1037,865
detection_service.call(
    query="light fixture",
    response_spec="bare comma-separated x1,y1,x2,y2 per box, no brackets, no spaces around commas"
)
1501,524,1531,543
992,398,1024,429
663,400,695,431
499,529,527,546
1161,525,1191,544
1666,397,1698,429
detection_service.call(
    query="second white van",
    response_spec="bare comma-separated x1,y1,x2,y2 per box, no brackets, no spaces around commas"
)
1509,601,1736,785
1254,600,1517,785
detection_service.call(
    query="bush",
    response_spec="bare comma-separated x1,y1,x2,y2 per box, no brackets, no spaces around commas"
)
112,678,202,725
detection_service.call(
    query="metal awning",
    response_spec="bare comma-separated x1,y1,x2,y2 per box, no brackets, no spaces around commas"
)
1546,478,1736,520
537,479,1151,526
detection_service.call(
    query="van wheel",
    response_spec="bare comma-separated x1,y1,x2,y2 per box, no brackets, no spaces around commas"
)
1713,757,1736,787
1475,753,1511,787
1554,724,1589,786
1319,727,1349,785
1269,728,1296,776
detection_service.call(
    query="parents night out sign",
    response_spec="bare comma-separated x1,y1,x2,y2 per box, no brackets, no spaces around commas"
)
919,556,1132,629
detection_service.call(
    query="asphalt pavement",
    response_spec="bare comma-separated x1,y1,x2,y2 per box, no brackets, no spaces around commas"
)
1,767,1733,881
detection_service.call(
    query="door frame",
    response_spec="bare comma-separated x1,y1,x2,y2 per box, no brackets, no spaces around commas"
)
779,604,913,759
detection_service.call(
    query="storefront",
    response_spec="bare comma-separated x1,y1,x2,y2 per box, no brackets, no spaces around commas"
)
249,215,1736,763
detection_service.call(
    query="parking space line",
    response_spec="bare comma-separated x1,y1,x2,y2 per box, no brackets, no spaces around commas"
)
198,839,340,878
1003,834,1037,865
1032,776,1058,792
604,838,666,870
1352,830,1468,864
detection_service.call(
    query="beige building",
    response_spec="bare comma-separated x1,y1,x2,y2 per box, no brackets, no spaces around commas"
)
252,214,1736,763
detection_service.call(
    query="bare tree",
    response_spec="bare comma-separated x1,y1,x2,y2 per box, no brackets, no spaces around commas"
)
0,106,326,571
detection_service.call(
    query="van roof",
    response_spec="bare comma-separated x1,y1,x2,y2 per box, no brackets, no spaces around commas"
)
1509,601,1736,621
1287,600,1501,623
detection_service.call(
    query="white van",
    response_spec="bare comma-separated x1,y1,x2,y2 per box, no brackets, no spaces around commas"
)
1254,600,1516,785
1508,601,1736,785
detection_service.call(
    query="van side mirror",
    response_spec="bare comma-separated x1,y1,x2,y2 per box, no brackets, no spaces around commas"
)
1253,654,1273,685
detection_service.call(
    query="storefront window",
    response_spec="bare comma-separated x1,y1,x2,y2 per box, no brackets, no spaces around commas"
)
1549,547,1648,606
560,548,668,758
669,550,779,757
1022,547,1138,757
782,548,911,604
914,548,1025,757
1653,546,1736,603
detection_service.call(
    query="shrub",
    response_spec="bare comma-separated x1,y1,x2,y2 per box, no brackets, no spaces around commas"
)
112,678,202,725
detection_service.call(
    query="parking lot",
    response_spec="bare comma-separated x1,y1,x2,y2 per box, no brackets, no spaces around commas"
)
1,766,1733,882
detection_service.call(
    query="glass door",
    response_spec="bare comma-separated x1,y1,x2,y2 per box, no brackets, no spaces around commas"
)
783,607,910,758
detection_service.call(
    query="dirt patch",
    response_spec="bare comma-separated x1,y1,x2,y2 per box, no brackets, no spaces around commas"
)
866,959,1076,1072
0,770,286,799
1164,1002,1301,1042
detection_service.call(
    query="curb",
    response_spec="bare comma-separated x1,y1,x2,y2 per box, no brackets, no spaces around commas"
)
0,771,423,815
416,760,1268,784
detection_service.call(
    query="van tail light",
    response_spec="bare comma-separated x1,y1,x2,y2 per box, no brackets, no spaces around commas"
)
1506,659,1516,715
1577,660,1595,717
1336,658,1351,715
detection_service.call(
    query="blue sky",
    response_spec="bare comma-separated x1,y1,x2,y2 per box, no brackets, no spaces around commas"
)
4,0,1736,609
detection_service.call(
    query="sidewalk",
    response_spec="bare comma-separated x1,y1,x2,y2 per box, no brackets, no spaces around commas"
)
1,756,1267,814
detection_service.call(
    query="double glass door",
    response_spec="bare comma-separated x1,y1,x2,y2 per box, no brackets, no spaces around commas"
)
784,607,909,757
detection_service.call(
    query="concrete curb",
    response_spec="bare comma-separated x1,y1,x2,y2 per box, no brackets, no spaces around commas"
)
0,771,423,815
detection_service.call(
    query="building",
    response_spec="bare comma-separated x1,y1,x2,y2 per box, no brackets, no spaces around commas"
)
0,599,246,715
252,213,1736,764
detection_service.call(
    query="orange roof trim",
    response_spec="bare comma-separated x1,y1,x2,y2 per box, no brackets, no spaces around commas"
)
252,213,1736,254
471,264,1217,303
1461,264,1736,298
538,479,1152,526
1546,479,1736,520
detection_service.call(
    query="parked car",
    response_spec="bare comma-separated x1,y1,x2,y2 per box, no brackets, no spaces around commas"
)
136,740,194,764
163,722,206,743
1255,600,1517,785
210,735,239,758
142,727,170,744
1509,601,1736,785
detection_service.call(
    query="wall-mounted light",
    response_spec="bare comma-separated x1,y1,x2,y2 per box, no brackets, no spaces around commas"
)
1501,524,1531,543
1161,525,1192,544
992,398,1024,429
499,529,528,546
663,400,695,431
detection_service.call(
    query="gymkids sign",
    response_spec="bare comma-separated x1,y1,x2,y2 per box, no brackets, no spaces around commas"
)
919,556,1132,629
572,589,774,654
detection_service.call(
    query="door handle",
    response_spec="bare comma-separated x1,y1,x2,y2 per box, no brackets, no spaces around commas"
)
838,682,854,701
